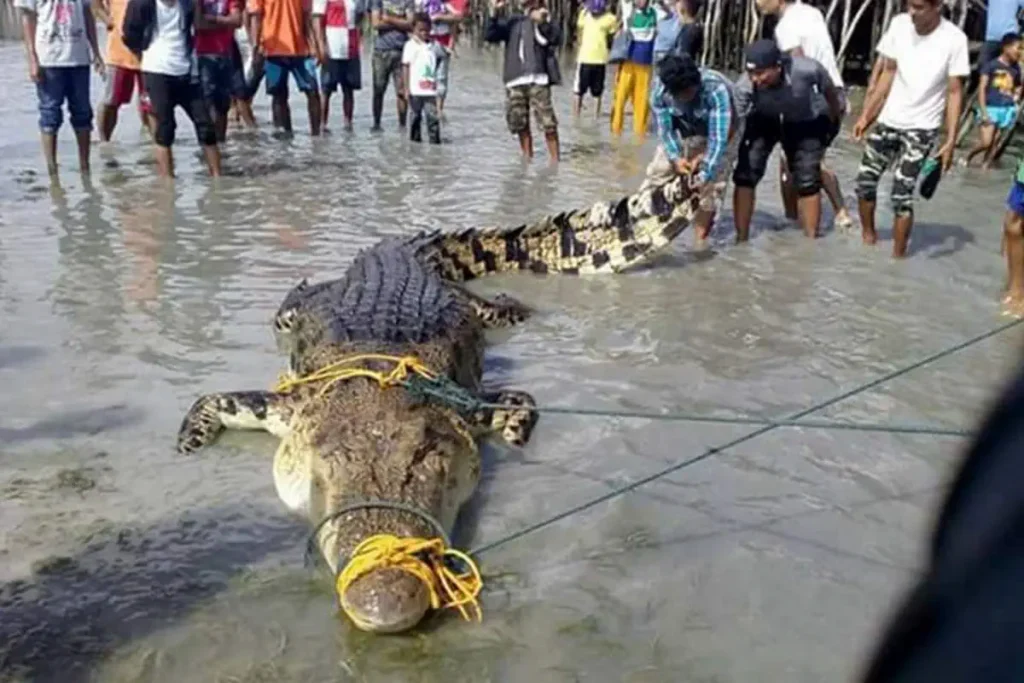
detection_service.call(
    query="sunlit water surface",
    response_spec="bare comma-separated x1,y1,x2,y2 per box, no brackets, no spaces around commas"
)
1,41,1021,683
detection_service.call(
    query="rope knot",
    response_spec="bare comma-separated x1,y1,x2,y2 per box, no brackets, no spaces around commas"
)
335,534,483,628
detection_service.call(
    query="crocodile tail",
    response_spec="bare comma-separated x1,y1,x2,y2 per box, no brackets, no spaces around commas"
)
433,176,699,281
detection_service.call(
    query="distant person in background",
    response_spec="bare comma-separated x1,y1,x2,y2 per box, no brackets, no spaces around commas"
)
416,0,461,118
572,0,618,118
852,0,968,257
248,0,322,136
314,0,364,131
16,0,104,177
370,0,415,130
652,0,702,65
980,0,1024,67
196,0,255,141
757,0,853,231
611,0,657,137
123,0,222,177
965,32,1022,169
485,0,562,162
402,12,445,143
94,0,154,140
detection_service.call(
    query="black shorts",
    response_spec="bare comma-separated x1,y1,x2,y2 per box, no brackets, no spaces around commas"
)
142,71,217,147
198,55,247,114
321,57,362,93
733,114,830,197
574,63,606,98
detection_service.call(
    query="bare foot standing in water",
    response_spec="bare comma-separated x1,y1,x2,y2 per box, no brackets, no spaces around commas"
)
16,0,105,177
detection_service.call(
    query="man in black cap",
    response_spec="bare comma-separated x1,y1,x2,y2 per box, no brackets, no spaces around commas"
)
646,53,742,243
731,38,844,242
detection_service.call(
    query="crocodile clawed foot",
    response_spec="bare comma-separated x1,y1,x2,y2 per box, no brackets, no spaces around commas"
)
473,390,539,447
456,286,533,329
177,394,229,455
176,390,292,455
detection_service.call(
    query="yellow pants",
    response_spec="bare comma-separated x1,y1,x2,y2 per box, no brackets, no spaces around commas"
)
611,61,652,136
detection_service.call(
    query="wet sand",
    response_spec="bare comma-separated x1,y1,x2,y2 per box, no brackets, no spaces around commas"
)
1,44,1022,682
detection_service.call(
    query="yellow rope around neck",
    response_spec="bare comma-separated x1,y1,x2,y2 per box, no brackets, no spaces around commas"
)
273,353,439,397
335,534,483,629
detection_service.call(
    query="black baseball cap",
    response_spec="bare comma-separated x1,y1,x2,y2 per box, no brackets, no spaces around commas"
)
744,39,782,70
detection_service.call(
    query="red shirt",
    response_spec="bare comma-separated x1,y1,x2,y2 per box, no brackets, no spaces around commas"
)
195,0,243,56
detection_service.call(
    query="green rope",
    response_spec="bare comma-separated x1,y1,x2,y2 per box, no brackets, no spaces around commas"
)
467,317,1024,557
405,371,971,438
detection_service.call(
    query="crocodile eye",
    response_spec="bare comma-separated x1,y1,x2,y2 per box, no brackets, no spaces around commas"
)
275,309,297,331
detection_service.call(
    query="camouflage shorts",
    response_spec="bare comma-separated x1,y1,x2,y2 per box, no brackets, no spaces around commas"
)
505,84,558,136
854,123,938,218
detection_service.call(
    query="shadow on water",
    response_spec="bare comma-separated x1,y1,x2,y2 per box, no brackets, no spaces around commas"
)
906,221,977,260
0,404,144,444
0,346,46,370
0,504,305,683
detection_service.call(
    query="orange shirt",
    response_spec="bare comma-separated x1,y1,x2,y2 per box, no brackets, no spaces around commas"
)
105,0,140,69
248,0,312,57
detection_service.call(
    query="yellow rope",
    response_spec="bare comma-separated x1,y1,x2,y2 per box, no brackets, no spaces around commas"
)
273,353,439,397
335,534,483,629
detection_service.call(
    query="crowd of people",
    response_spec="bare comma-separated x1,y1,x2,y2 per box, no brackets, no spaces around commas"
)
13,0,1024,313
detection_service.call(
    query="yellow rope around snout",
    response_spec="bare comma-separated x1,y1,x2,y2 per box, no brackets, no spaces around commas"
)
273,354,439,397
335,534,483,629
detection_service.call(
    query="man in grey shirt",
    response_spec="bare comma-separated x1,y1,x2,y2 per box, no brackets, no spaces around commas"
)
731,39,843,242
371,0,415,130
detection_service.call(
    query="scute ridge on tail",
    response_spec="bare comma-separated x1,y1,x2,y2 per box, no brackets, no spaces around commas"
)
433,176,697,281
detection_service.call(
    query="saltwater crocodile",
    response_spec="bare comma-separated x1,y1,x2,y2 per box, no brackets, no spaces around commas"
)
176,174,699,633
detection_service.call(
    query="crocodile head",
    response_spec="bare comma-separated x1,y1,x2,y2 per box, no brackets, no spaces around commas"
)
272,278,309,354
310,403,481,634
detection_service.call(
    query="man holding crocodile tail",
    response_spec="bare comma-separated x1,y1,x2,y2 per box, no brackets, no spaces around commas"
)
646,52,742,245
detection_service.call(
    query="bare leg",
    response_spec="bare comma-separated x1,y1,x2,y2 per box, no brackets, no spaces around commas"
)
797,193,822,238
321,90,332,130
272,94,292,134
545,130,560,162
74,129,91,174
965,124,995,167
518,131,533,159
99,104,118,142
858,197,878,245
342,88,354,129
154,144,174,178
733,186,755,243
306,90,322,136
594,95,602,119
820,164,853,228
234,99,257,128
40,132,58,177
573,93,582,117
892,214,914,258
1004,210,1024,313
779,157,798,220
202,144,222,177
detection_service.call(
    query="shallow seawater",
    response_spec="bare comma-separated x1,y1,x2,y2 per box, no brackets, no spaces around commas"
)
1,41,1022,683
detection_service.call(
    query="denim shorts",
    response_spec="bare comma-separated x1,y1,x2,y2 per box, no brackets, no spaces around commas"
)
265,56,318,96
36,65,93,134
983,104,1018,130
1008,181,1024,216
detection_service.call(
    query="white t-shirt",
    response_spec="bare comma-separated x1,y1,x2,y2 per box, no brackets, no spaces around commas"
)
141,0,192,77
774,1,844,89
401,37,442,96
876,13,970,130
14,0,93,67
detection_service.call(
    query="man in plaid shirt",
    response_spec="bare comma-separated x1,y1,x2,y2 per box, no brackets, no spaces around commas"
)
645,53,742,244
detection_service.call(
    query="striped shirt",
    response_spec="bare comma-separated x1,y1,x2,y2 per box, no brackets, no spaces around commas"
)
649,67,735,183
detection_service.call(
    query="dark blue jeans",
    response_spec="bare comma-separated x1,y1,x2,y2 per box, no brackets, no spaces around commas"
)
36,65,93,134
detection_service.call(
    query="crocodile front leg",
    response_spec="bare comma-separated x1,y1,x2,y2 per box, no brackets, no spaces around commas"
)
470,390,539,447
177,390,297,455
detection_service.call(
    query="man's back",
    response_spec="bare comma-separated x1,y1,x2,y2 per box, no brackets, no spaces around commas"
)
249,0,310,56
774,1,843,88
